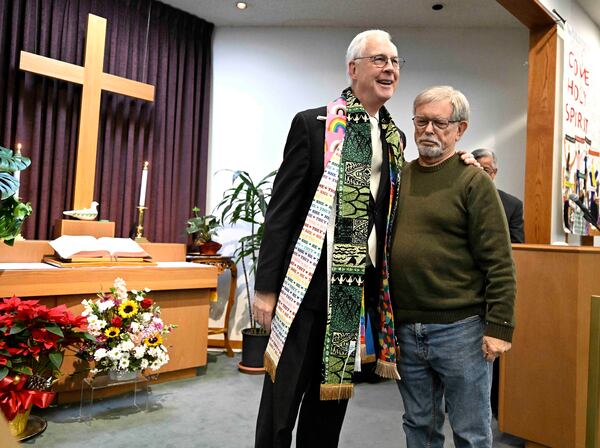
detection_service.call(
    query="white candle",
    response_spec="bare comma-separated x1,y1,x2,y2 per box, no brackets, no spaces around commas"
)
14,144,22,199
139,161,149,207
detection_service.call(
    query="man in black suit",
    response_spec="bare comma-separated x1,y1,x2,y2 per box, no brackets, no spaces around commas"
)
472,148,524,244
252,30,405,448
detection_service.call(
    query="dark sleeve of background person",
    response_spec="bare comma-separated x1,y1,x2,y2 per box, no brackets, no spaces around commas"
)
498,190,524,243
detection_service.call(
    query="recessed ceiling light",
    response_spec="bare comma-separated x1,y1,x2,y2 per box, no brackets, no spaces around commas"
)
236,2,248,10
432,3,444,11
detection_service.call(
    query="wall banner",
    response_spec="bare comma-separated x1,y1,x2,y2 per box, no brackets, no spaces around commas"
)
562,24,599,235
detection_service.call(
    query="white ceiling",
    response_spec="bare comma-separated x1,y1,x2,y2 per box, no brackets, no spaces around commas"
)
161,0,525,28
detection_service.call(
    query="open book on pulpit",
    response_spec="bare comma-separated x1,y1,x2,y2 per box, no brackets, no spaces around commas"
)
44,235,154,267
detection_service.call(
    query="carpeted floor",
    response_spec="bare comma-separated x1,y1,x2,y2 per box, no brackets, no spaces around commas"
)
21,351,525,447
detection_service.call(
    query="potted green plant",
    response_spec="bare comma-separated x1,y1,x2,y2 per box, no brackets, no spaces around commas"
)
185,207,222,255
0,145,32,245
216,169,276,372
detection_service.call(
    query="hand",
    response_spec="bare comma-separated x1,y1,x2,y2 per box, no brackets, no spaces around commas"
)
457,150,481,168
252,291,277,332
482,336,512,362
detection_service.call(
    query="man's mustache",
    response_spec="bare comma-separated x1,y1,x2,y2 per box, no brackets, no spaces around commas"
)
417,138,441,146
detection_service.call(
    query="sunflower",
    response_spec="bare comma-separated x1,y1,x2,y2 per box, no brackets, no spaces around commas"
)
104,327,120,338
144,334,163,347
118,300,139,319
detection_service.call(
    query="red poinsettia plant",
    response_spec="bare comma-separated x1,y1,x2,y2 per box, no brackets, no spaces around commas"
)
0,296,91,421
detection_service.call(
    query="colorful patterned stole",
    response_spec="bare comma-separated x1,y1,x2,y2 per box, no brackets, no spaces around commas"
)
264,88,403,400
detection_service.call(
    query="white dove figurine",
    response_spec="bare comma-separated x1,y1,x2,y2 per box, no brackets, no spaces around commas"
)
63,201,99,221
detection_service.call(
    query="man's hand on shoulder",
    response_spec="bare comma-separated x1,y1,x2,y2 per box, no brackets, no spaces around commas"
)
482,336,512,362
457,150,481,168
253,291,278,332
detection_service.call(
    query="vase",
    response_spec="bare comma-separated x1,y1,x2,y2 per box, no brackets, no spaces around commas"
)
108,370,138,382
8,406,32,437
198,241,222,255
239,328,270,374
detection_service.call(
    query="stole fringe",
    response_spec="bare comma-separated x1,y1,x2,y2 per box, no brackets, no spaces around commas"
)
319,383,354,401
263,352,277,383
374,359,401,380
360,344,376,364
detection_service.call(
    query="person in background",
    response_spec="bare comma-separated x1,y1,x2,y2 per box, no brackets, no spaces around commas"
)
472,148,524,243
390,86,516,447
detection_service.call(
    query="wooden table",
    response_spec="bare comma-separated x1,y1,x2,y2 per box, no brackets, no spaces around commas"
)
186,254,237,357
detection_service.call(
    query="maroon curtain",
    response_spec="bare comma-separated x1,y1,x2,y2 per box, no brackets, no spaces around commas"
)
0,0,213,242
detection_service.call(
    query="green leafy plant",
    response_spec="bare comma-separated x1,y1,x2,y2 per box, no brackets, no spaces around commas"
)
0,145,32,246
185,207,220,244
215,170,277,331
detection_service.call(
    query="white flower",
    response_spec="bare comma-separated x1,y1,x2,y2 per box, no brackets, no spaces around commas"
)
143,287,151,293
147,346,160,357
131,289,138,295
81,300,93,316
86,316,107,335
130,322,141,333
119,358,130,370
140,359,149,369
108,348,123,361
150,361,162,371
94,348,108,361
142,312,153,323
113,277,128,301
98,300,115,312
133,346,146,359
118,340,135,352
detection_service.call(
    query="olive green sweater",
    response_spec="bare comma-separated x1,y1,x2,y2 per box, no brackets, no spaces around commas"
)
390,154,516,342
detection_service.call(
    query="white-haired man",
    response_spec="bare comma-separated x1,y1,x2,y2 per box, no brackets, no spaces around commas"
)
390,86,516,447
252,29,406,447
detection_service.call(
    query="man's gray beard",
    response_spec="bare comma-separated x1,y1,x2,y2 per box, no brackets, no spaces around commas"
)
417,144,444,159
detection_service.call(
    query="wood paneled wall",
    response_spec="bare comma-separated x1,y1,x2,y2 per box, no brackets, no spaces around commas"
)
496,0,558,244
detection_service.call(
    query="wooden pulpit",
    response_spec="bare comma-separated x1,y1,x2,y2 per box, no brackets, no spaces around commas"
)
500,244,600,447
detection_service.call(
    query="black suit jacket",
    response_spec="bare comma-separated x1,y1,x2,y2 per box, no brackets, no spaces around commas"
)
255,106,404,312
498,189,524,243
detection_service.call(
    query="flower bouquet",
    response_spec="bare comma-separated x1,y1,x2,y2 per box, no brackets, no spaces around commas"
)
78,278,174,379
0,296,90,434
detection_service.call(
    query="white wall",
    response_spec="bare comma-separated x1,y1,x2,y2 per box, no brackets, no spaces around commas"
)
208,26,529,340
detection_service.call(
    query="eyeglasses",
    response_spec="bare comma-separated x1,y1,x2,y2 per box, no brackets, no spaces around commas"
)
412,116,461,130
482,167,497,175
353,54,405,69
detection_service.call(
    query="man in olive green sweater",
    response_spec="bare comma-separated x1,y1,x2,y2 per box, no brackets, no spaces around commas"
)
390,86,515,448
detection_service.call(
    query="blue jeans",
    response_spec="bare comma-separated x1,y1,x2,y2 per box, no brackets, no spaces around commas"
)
395,316,493,448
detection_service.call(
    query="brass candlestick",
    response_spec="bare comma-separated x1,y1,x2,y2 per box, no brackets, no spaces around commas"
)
135,206,149,243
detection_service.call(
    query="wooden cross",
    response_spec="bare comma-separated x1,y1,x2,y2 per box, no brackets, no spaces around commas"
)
19,14,155,210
